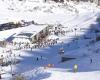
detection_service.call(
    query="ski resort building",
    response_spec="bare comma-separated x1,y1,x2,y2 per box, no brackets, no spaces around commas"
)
13,24,49,43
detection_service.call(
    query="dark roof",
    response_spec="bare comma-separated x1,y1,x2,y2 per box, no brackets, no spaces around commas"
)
18,32,33,38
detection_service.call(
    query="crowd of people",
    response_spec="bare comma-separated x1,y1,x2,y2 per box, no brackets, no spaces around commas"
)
31,39,58,50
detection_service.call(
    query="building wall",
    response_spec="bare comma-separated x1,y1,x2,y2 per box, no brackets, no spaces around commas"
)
31,26,49,43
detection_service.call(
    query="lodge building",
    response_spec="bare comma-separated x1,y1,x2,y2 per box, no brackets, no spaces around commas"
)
12,24,49,44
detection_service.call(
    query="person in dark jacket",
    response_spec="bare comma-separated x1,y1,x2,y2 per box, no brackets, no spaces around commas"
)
36,57,39,61
90,58,92,64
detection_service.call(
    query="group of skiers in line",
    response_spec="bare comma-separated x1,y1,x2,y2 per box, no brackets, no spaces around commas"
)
10,39,58,51
8,39,58,51
49,26,87,36
49,30,66,36
32,39,58,49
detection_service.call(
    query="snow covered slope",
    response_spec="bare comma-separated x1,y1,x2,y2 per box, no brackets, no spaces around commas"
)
0,1,100,80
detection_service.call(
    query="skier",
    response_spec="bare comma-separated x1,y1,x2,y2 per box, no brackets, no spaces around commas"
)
74,64,78,72
90,58,92,64
36,57,39,61
19,54,21,57
31,47,32,51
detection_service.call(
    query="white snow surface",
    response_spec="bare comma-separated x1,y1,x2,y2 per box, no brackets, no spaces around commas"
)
0,1,100,80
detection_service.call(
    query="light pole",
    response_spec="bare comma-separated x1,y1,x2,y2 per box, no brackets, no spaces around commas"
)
74,28,77,38
74,28,78,47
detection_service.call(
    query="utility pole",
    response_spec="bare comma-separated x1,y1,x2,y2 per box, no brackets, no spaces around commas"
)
74,27,78,47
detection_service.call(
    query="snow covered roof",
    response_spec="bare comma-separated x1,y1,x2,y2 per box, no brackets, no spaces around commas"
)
14,32,34,38
13,38,31,43
14,24,47,38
